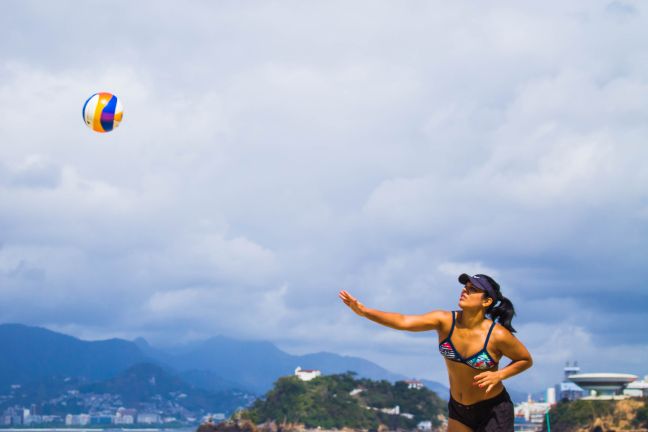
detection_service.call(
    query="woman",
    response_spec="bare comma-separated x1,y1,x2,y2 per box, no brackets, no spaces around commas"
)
339,273,532,432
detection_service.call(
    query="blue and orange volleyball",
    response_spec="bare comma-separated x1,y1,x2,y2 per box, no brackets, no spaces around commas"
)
82,92,124,133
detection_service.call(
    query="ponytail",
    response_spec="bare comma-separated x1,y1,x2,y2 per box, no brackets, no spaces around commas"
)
489,295,516,333
482,275,517,333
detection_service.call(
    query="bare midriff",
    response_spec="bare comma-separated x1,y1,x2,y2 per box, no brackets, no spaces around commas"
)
445,359,505,405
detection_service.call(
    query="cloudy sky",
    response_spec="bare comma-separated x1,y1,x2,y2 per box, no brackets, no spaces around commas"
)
1,0,648,393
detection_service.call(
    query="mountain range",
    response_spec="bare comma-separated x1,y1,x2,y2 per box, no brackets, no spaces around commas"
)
0,323,452,408
0,324,146,385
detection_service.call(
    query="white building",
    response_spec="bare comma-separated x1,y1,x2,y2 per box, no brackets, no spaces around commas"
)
65,414,90,426
624,376,648,397
380,405,400,415
514,399,550,424
295,366,321,381
114,408,136,424
417,420,432,431
137,412,161,424
41,415,62,424
405,379,424,390
202,413,226,423
23,414,43,425
568,373,638,399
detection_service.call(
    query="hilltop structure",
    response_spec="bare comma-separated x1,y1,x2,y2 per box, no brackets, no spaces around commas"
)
514,362,648,431
405,379,424,390
294,367,321,381
556,360,647,400
568,373,638,399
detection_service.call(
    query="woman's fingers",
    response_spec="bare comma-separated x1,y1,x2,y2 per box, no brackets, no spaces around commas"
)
340,290,354,300
339,291,359,310
473,373,486,384
339,290,357,303
473,373,491,387
476,378,490,386
473,372,501,392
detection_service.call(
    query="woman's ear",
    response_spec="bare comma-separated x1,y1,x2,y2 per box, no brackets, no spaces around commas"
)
482,296,494,309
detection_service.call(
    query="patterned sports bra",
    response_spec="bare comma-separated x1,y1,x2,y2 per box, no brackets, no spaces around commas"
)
438,311,498,370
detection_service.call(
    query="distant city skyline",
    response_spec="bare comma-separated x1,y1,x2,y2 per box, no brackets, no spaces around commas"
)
1,0,647,394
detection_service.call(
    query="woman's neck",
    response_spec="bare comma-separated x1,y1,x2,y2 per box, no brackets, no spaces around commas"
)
458,309,486,329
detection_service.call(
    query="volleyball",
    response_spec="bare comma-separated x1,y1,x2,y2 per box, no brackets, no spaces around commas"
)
82,92,124,133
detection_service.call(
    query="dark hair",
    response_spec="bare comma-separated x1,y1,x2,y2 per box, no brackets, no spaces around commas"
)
480,274,516,333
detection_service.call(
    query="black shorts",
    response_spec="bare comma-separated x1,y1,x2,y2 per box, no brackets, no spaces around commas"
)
448,388,514,431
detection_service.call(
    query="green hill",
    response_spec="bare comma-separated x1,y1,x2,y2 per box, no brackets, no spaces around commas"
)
240,373,446,430
544,398,648,431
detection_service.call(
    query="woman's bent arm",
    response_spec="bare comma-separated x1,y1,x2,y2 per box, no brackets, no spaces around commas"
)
495,328,533,380
474,326,533,393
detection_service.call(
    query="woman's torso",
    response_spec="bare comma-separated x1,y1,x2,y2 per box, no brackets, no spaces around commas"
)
437,310,505,405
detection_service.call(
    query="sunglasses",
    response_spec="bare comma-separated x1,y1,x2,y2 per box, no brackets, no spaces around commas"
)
463,283,485,295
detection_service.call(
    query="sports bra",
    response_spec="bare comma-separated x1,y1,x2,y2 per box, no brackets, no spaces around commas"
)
438,311,498,370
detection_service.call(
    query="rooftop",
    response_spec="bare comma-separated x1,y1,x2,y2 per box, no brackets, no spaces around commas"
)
569,373,637,384
558,382,583,391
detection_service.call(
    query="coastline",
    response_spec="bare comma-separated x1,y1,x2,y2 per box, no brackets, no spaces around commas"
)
0,429,192,432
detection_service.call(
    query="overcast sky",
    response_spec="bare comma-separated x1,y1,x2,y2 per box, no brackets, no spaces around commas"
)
1,0,648,393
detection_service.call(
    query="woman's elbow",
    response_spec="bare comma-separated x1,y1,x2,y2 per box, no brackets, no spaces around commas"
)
526,355,534,369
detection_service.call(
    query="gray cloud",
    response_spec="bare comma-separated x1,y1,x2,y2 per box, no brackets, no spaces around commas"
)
1,0,647,392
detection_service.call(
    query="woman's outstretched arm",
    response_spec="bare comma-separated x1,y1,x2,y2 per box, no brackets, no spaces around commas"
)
338,290,445,331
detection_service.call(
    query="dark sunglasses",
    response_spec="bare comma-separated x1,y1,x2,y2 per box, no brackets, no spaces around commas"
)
463,283,485,295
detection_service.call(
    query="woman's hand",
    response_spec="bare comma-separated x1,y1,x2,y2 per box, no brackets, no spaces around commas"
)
339,290,366,317
473,371,503,394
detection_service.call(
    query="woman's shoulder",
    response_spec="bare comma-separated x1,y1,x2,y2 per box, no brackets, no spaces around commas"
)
489,321,515,343
424,309,455,317
431,310,456,332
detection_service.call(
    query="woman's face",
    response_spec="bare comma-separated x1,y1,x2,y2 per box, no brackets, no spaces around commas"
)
458,282,492,310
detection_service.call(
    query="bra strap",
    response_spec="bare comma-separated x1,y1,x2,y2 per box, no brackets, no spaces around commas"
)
449,311,456,335
484,320,497,348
